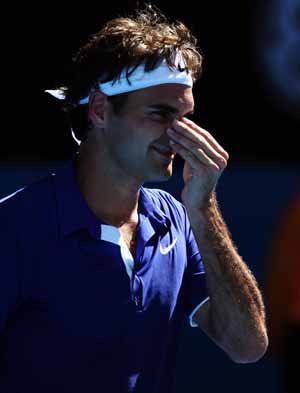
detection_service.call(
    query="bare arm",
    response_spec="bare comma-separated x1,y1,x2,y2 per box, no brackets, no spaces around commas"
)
167,117,268,362
187,192,268,363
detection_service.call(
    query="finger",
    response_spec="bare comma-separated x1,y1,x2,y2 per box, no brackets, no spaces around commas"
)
181,117,229,160
170,120,227,167
169,140,220,171
167,127,227,170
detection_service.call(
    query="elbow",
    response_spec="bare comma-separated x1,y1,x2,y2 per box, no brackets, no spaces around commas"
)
229,334,269,364
230,347,268,364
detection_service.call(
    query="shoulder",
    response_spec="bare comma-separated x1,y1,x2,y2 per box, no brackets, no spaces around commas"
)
0,172,56,230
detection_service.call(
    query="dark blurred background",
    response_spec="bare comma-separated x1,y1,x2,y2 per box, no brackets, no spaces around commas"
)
1,0,299,162
1,0,299,392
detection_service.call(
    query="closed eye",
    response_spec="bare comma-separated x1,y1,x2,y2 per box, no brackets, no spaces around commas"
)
151,111,174,121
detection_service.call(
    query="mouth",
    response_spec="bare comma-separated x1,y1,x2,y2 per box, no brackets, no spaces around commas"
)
151,145,176,159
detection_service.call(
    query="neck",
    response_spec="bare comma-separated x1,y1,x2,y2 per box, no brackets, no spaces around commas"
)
74,137,141,227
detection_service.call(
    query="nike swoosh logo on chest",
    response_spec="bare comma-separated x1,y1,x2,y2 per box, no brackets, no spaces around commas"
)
159,237,178,254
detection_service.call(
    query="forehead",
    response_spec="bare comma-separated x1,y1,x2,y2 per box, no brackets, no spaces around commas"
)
125,84,194,112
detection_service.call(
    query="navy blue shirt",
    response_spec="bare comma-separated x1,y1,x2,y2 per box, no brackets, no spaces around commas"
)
0,153,209,393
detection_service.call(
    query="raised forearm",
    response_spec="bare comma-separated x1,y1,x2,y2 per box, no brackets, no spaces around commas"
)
186,192,268,362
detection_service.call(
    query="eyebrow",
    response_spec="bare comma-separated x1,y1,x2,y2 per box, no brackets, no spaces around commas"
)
148,104,194,117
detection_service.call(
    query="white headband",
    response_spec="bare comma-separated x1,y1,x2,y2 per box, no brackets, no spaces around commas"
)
46,52,193,104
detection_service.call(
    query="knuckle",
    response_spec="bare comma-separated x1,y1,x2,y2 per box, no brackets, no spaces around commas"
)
195,147,204,155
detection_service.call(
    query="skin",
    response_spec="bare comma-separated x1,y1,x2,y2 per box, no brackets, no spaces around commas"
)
75,84,194,225
75,83,268,363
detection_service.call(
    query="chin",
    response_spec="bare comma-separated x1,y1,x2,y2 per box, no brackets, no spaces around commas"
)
144,148,176,182
146,165,173,183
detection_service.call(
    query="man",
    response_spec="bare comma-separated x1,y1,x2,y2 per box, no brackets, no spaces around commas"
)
0,6,268,393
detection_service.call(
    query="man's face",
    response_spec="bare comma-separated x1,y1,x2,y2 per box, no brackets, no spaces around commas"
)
103,84,194,183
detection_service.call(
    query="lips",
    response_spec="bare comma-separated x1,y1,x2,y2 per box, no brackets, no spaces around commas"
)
151,145,175,157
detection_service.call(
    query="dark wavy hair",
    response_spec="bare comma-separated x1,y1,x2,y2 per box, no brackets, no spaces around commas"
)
61,4,204,142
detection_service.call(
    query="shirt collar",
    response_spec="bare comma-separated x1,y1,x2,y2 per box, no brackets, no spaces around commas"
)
138,187,171,235
53,151,102,239
53,151,171,239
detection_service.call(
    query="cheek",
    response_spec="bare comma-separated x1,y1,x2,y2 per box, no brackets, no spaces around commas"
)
108,117,166,150
138,119,167,141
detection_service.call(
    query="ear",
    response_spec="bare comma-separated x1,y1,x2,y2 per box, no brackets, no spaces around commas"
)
88,90,108,128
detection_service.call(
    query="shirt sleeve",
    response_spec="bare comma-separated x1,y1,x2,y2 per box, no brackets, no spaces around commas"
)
183,206,210,328
0,220,20,332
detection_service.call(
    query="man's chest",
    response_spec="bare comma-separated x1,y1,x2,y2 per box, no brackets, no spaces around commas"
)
119,224,138,258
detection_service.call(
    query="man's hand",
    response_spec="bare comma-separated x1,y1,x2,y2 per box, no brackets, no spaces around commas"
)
167,117,229,209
